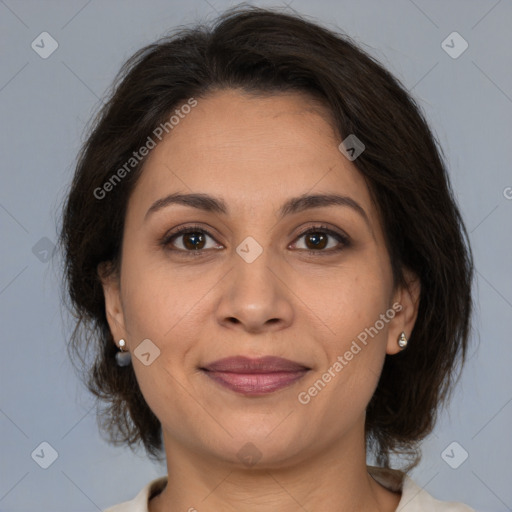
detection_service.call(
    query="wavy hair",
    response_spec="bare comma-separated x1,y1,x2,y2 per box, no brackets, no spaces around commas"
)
59,4,474,470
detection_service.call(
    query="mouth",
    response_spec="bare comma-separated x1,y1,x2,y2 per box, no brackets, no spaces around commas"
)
200,356,311,396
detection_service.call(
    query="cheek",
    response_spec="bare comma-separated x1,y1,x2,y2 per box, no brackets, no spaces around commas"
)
131,362,207,447
298,311,390,429
334,272,392,375
290,257,391,340
295,262,392,403
119,245,198,341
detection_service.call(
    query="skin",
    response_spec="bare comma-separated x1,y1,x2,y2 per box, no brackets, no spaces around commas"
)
101,89,421,512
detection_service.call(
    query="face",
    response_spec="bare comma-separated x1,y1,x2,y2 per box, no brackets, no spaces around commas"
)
102,89,419,469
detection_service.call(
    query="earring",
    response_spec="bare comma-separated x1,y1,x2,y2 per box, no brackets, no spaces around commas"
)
115,339,132,367
398,332,408,349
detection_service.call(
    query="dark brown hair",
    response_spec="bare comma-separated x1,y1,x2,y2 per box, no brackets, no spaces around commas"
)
59,4,474,470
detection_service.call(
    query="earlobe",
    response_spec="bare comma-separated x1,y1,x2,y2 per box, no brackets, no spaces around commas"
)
97,261,126,343
386,268,421,355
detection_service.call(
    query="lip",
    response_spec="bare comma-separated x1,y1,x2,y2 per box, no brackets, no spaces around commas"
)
202,356,309,373
200,356,310,396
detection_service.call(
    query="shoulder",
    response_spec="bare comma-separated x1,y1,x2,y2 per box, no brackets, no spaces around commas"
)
367,466,475,511
399,474,476,511
104,477,167,512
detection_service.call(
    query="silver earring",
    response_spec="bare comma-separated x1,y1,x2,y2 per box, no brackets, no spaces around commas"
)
115,339,132,366
398,332,408,349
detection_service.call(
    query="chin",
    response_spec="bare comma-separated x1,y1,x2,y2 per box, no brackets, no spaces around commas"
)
202,428,312,471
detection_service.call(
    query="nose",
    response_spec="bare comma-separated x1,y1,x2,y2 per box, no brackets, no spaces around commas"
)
215,248,294,334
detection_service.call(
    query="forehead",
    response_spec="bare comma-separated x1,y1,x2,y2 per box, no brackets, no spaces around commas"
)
127,89,376,223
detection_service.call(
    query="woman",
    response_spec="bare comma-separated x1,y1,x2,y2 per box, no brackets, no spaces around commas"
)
60,5,475,511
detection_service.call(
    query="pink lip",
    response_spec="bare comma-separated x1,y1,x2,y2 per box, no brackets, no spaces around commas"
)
201,356,310,395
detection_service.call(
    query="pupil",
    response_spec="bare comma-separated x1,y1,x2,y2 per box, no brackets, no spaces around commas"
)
184,233,204,250
307,233,326,249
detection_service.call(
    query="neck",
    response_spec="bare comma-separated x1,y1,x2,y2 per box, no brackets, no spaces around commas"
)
149,424,401,512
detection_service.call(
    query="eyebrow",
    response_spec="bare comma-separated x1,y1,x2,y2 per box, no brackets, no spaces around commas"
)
145,192,371,229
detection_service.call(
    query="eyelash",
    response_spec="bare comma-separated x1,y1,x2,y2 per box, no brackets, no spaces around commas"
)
160,224,350,257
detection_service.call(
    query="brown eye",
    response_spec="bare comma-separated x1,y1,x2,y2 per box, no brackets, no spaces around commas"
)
292,226,350,253
304,232,328,250
162,226,222,253
181,232,206,250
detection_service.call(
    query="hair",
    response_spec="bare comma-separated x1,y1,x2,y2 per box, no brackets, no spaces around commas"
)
59,4,474,471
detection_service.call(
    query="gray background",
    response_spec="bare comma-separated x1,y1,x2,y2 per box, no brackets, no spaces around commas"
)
1,0,511,510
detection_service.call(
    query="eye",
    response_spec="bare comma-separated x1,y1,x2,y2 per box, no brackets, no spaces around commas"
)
291,225,350,253
160,224,350,256
161,225,222,253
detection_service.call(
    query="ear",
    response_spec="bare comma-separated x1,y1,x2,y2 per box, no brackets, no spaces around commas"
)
98,261,127,347
386,267,421,355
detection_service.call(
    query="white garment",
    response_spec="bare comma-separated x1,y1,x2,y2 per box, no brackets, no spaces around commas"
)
104,465,475,511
